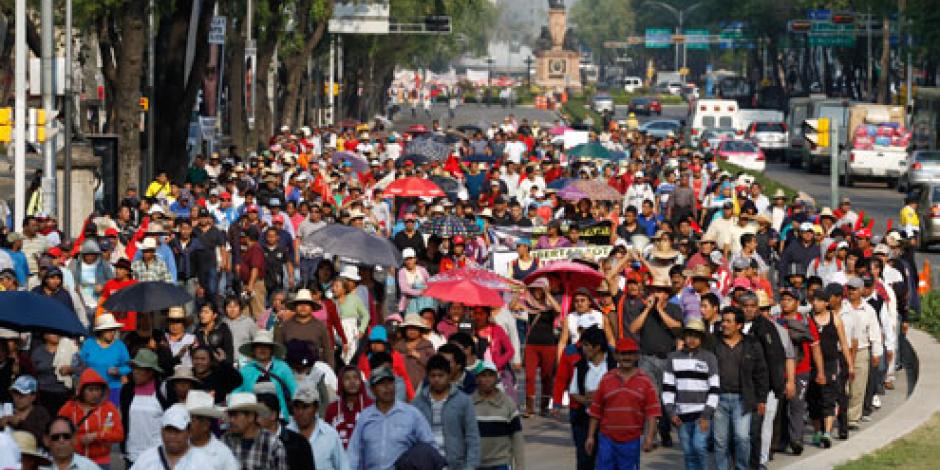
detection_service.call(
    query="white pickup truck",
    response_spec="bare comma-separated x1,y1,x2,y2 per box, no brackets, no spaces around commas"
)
840,104,909,188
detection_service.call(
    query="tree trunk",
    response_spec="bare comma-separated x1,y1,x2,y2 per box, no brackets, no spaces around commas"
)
225,10,246,155
279,1,329,129
878,16,890,104
152,0,217,181
103,2,147,194
251,35,275,151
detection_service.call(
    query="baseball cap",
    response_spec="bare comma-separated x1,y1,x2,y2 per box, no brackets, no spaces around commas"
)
823,283,845,298
873,244,890,256
198,208,211,218
779,287,800,299
855,228,872,239
811,289,830,302
162,404,190,430
799,222,814,232
293,384,320,404
9,375,37,395
847,277,864,289
614,338,639,353
709,251,724,265
732,278,752,290
478,361,499,375
0,268,16,280
731,257,750,271
369,366,396,386
576,313,602,330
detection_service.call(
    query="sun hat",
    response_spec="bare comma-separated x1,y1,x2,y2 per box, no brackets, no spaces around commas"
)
78,240,101,255
339,265,361,282
138,238,159,251
113,258,133,272
185,390,224,419
847,277,864,290
287,289,320,308
238,330,287,359
690,265,711,280
400,313,430,330
166,365,201,385
649,274,673,289
161,404,190,430
683,319,707,335
225,392,270,416
798,222,814,232
576,313,602,330
130,348,163,373
93,313,124,332
167,306,186,320
11,431,50,465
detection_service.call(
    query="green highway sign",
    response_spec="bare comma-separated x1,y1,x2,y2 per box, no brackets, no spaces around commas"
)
645,28,672,49
807,21,856,47
684,28,710,49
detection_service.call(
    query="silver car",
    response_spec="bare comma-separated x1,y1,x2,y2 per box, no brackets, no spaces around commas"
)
592,93,615,114
638,119,682,139
916,183,940,248
901,150,940,192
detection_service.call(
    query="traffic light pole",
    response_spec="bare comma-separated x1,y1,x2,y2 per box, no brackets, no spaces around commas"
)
830,125,839,206
13,0,26,231
64,0,72,236
41,0,56,220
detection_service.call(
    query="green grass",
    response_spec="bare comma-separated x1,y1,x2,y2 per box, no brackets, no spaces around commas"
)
835,412,940,469
914,291,940,341
559,95,603,132
608,89,686,105
717,161,799,201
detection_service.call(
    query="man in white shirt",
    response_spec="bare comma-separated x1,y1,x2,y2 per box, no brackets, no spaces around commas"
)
288,384,350,470
131,404,214,470
840,277,882,429
185,391,239,470
43,417,101,470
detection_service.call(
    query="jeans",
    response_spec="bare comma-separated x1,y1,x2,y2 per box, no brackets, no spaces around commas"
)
678,420,709,470
478,466,510,470
570,408,594,470
596,433,640,470
714,393,751,470
298,256,322,287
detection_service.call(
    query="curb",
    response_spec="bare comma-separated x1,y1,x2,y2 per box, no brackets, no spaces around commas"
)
779,328,938,470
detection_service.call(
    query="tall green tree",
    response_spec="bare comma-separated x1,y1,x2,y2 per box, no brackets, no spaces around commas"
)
569,0,636,65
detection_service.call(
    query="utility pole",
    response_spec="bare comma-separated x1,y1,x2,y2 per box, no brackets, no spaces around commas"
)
643,1,704,72
64,0,73,236
328,36,335,126
13,0,26,231
41,0,56,220
867,9,873,101
830,125,839,206
146,0,155,186
337,36,343,123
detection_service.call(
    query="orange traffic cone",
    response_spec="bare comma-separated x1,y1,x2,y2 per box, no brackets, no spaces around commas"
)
918,260,931,295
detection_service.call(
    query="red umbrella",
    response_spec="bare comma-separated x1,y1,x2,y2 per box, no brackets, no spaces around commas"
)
408,124,429,133
422,279,504,307
429,267,523,292
524,260,604,315
385,177,446,198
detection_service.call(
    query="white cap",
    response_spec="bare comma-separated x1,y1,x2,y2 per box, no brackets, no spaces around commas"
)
634,171,644,178
402,248,416,259
162,404,190,430
799,222,815,232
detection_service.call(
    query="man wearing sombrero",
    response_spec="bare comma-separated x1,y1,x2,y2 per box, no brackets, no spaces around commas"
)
233,330,297,422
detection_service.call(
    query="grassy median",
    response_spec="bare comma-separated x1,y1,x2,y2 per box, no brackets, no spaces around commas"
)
835,412,940,469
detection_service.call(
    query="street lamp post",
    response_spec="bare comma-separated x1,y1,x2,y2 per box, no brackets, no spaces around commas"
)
525,56,533,88
486,58,494,107
643,1,704,72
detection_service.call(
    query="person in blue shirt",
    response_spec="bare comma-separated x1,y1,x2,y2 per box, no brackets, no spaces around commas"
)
78,313,131,406
169,193,195,220
637,200,663,237
347,367,435,470
2,233,29,285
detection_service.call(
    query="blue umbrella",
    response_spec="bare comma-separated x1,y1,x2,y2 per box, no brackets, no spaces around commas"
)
464,153,498,163
0,291,87,336
548,177,574,189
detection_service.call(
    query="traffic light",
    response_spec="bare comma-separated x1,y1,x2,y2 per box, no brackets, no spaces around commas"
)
832,14,855,24
803,118,830,148
0,108,11,143
424,15,451,33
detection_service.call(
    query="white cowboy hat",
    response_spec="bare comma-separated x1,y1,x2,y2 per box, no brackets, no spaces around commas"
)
287,289,320,308
238,330,286,359
225,392,270,417
94,313,124,332
137,237,159,251
185,390,224,419
166,365,201,385
339,265,361,282
400,313,430,330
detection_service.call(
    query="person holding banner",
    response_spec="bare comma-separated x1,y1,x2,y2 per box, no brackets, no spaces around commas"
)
508,240,539,282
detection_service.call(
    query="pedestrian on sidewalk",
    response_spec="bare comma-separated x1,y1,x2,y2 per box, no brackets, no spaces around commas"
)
585,337,661,470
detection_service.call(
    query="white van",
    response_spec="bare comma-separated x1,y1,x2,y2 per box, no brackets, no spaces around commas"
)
622,76,643,93
689,99,741,146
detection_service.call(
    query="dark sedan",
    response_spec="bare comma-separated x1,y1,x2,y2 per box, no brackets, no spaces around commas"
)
628,97,661,116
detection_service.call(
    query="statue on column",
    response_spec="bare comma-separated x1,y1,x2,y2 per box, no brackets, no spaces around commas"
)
548,0,565,9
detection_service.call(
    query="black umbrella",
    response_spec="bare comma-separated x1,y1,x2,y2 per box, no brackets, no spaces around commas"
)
457,125,483,135
429,175,460,201
308,224,402,266
396,154,431,168
0,292,87,336
102,281,193,312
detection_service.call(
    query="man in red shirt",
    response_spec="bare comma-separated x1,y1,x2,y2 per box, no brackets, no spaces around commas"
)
586,337,661,470
98,258,138,331
238,227,267,318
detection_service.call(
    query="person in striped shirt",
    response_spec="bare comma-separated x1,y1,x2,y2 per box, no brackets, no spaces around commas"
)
663,319,720,470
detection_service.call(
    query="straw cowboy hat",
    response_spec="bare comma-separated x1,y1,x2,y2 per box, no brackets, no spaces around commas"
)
689,265,712,280
166,365,201,385
185,390,224,419
287,289,321,309
94,313,124,332
400,313,430,330
683,318,707,335
225,392,270,417
649,274,672,289
238,330,286,359
11,431,50,465
137,237,159,251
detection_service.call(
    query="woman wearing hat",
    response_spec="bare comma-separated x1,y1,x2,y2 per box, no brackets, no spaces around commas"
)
508,239,539,282
516,277,561,417
164,307,196,369
164,365,202,405
394,314,436,387
69,240,114,317
78,314,131,406
555,287,616,362
333,274,369,365
118,349,168,466
233,330,297,421
30,266,75,314
397,248,435,315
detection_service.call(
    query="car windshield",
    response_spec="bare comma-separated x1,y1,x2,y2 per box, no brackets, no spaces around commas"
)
755,122,786,132
722,141,757,152
651,122,676,129
916,151,940,162
632,98,649,104
718,116,734,128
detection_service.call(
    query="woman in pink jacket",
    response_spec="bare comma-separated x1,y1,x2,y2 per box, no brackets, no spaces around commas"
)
470,306,516,396
397,248,436,314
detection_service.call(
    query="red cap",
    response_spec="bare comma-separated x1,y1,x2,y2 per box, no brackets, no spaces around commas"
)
452,235,466,245
855,228,871,239
104,228,119,237
220,192,232,200
245,204,259,213
827,241,838,252
271,214,285,223
614,338,639,353
48,247,63,257
732,277,752,290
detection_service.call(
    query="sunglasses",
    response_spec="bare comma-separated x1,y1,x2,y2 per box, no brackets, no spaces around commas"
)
50,432,72,442
292,401,315,409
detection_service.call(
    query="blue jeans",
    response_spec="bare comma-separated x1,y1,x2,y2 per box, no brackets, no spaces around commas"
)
678,420,709,470
596,433,640,470
714,393,751,470
478,466,510,470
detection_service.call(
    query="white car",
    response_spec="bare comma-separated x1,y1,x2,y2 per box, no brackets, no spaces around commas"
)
623,76,643,93
666,82,683,95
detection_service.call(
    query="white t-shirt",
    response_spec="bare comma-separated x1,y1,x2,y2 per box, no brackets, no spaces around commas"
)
190,435,240,470
130,445,215,470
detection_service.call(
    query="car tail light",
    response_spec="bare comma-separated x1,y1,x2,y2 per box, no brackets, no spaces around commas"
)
757,151,765,161
913,162,923,170
931,205,940,217
850,152,856,163
729,106,736,112
700,106,706,111
736,130,744,136
782,123,788,132
691,128,699,135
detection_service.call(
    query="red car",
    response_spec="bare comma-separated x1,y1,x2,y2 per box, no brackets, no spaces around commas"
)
628,97,662,116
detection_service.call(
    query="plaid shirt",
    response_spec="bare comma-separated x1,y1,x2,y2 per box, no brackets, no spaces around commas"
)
223,428,288,470
131,258,173,283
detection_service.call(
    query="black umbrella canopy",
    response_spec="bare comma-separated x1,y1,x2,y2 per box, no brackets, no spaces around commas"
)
102,281,193,312
0,291,87,336
396,154,431,168
429,175,460,201
308,224,402,266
